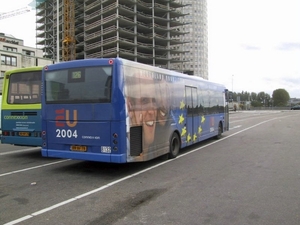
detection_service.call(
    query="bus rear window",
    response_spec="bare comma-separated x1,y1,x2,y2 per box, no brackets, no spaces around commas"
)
45,66,112,104
8,71,41,104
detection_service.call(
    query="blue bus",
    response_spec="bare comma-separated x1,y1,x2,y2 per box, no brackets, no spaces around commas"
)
41,58,229,163
1,67,43,146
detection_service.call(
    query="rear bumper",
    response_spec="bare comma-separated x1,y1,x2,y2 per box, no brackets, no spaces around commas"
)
41,148,127,163
1,136,42,147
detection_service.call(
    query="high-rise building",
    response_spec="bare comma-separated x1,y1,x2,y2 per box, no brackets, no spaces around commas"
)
174,0,208,79
36,0,188,70
35,0,208,78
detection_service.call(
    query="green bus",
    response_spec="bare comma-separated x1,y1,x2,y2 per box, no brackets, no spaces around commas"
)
1,67,42,146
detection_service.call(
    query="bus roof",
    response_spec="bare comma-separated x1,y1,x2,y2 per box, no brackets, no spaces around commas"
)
44,58,226,89
4,66,43,76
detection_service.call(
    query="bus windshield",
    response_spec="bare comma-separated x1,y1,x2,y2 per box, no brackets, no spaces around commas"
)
8,71,41,104
45,66,112,104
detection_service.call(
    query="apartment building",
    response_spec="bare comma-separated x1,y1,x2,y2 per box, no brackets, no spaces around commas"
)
0,32,53,93
176,0,208,79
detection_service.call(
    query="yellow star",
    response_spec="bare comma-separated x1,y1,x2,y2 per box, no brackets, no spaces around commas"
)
187,133,192,142
198,126,203,134
179,114,185,124
201,115,205,123
181,126,187,136
193,133,197,141
180,101,185,110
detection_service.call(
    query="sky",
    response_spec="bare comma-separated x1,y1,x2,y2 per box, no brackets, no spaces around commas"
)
1,0,300,97
208,0,300,98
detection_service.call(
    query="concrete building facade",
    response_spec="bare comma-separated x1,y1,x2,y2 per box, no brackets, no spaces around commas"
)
36,0,189,70
175,0,208,79
35,0,208,77
0,32,53,93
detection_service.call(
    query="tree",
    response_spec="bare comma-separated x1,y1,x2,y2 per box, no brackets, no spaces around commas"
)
257,92,266,101
250,92,257,101
251,100,262,107
231,89,291,108
272,89,290,106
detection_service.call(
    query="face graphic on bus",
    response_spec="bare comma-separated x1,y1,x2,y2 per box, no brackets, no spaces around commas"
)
127,77,157,150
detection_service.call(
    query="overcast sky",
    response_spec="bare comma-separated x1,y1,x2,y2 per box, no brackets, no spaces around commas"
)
1,0,300,97
208,0,300,98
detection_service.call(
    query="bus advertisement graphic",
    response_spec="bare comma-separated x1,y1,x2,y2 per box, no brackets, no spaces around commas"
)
41,58,228,163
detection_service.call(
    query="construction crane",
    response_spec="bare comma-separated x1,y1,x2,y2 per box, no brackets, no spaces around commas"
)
0,7,31,20
62,0,76,61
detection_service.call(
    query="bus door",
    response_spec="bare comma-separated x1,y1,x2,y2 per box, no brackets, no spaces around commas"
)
185,86,198,145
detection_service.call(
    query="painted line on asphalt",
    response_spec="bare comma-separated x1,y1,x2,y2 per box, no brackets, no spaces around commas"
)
0,147,41,156
4,115,291,225
0,159,71,177
229,125,242,130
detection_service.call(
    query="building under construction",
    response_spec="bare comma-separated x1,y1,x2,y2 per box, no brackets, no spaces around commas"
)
36,0,191,71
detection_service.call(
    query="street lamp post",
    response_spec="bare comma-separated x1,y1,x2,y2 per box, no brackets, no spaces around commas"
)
231,75,234,103
232,75,234,93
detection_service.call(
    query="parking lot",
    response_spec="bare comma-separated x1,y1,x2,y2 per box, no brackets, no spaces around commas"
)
1,110,300,225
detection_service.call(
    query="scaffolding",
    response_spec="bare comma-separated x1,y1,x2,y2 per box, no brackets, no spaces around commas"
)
36,0,189,69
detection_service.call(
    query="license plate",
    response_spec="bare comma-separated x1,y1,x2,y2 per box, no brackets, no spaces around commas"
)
70,145,87,152
19,132,29,137
101,146,111,153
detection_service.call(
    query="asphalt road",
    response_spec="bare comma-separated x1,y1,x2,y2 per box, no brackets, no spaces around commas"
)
1,110,300,225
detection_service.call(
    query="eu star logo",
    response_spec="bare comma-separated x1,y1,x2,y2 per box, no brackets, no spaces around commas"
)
181,126,187,136
180,101,185,110
179,114,185,124
198,126,202,134
193,133,197,141
201,115,205,123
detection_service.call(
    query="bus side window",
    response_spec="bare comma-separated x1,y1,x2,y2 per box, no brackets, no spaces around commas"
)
58,89,69,100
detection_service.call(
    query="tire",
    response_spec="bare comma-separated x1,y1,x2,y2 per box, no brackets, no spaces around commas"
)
215,122,222,139
168,132,180,159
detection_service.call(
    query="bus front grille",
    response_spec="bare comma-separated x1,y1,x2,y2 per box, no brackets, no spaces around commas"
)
130,126,142,156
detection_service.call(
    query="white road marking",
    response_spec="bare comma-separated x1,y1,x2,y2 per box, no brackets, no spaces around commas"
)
0,147,41,156
229,125,242,130
0,159,71,177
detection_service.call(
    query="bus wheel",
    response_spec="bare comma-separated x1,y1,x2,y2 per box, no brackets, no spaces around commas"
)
168,132,180,159
215,122,222,139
